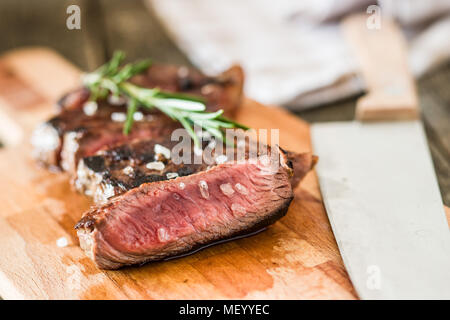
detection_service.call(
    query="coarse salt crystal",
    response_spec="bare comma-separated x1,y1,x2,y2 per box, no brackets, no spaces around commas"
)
235,183,249,195
166,172,179,179
201,84,215,95
56,237,68,248
31,123,59,151
215,155,228,164
111,112,127,122
83,101,98,116
133,111,144,121
146,161,165,171
179,182,186,189
220,183,234,196
122,166,134,176
157,228,170,242
154,144,171,159
177,66,189,78
231,203,246,214
199,180,209,199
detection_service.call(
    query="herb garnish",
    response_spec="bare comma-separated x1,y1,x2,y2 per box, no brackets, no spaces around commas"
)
82,51,248,147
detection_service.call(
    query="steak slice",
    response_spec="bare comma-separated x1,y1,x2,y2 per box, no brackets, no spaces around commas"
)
32,64,244,170
75,147,296,269
59,113,178,174
75,137,317,204
31,96,122,171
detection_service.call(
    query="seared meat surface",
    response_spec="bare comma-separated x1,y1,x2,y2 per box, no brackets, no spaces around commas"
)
75,137,316,204
75,147,298,269
60,114,177,174
31,94,122,170
75,138,208,203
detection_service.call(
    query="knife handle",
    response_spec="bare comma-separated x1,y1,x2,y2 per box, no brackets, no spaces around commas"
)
342,14,419,121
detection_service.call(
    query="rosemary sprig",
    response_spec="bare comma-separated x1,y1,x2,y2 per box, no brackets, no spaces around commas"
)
82,51,248,147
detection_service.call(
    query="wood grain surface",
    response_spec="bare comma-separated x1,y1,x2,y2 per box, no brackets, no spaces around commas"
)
0,48,360,300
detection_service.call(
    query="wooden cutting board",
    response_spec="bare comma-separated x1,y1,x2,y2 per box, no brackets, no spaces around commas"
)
0,48,447,300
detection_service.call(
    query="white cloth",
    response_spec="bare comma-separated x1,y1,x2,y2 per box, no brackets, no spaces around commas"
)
149,0,450,109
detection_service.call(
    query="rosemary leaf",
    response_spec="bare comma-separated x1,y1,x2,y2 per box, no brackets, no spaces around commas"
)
84,51,249,144
188,109,224,120
151,98,206,111
124,98,138,135
179,117,200,148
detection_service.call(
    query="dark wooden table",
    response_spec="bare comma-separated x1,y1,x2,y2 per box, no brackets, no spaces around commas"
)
0,0,448,205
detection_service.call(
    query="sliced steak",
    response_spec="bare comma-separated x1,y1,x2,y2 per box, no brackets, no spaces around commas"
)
60,113,178,174
75,137,316,204
31,64,244,170
31,98,122,171
75,147,297,269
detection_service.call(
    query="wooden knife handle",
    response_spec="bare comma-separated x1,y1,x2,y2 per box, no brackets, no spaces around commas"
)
342,14,419,121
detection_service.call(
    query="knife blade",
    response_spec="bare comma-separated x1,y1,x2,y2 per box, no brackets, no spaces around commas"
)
311,15,450,299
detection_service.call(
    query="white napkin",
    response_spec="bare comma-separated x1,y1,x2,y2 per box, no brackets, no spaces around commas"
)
149,0,450,109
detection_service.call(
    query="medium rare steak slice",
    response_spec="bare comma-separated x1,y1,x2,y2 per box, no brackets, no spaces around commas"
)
75,137,317,204
75,147,297,269
32,64,244,170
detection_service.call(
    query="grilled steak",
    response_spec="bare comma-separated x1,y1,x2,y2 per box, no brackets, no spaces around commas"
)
31,95,122,171
32,65,244,170
75,147,304,269
75,136,317,203
60,114,177,174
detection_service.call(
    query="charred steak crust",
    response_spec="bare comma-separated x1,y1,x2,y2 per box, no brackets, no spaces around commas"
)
75,148,296,269
75,136,315,204
75,137,209,203
60,115,178,174
31,101,127,170
76,147,296,230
